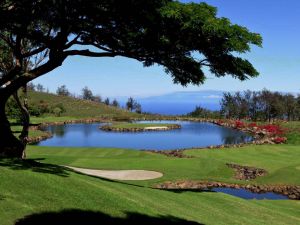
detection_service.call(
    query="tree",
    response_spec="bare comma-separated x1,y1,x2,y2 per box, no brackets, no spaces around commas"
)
104,98,110,106
284,94,297,121
92,95,102,103
27,83,35,91
112,99,119,108
187,106,220,119
81,87,94,101
126,97,136,112
220,92,237,119
0,0,262,157
135,103,142,114
36,84,45,92
56,85,70,96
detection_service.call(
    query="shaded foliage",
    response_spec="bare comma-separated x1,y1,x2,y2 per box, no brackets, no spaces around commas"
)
187,106,220,118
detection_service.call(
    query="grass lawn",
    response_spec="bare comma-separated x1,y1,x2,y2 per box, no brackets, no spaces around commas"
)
280,121,300,145
0,144,299,225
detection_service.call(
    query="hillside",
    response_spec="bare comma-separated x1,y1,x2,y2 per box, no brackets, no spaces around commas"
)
28,91,141,120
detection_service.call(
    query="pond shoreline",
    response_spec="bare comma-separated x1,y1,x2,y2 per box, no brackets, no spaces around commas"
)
155,180,300,200
28,117,284,150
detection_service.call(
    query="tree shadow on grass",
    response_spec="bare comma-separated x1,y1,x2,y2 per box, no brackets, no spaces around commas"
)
0,158,153,188
158,189,214,194
0,158,70,177
14,209,204,225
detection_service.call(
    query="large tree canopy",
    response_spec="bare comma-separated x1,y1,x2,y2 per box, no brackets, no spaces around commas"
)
0,0,262,157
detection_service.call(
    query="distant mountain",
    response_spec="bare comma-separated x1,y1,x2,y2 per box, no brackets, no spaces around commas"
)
139,90,224,103
135,90,224,115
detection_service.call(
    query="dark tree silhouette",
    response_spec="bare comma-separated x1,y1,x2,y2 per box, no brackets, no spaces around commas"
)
0,0,262,157
14,209,203,225
81,86,94,101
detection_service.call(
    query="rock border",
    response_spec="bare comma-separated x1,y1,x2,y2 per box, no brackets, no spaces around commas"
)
27,131,53,144
226,163,267,180
27,117,287,152
155,181,300,200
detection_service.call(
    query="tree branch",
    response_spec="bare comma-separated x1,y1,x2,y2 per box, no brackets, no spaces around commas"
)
64,33,83,49
64,49,118,57
22,46,47,58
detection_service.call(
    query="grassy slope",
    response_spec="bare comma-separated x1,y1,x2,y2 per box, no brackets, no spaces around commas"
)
1,145,300,225
28,91,141,120
12,91,144,139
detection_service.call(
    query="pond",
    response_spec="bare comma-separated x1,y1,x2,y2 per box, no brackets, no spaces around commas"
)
38,120,253,150
211,188,288,200
166,188,289,200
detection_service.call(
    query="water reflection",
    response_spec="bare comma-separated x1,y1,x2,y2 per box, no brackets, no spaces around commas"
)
47,125,66,137
38,121,253,150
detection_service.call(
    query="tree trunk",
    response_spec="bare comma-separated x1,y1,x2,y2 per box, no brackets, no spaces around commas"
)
13,87,30,151
0,95,25,158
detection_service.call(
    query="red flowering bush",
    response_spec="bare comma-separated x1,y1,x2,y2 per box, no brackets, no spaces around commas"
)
235,120,245,128
273,137,286,144
258,124,285,136
248,122,257,128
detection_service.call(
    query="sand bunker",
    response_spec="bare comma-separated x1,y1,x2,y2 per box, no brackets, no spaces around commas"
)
66,166,163,180
144,126,169,130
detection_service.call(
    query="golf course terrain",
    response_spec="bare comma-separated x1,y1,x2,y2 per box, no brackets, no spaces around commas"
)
1,92,300,225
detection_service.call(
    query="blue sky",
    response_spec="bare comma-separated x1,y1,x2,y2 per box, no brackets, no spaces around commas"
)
34,0,300,98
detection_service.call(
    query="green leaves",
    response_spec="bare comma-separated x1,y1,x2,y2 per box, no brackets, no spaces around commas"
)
0,0,262,88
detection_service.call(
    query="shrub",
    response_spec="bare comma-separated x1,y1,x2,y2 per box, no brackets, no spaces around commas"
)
273,137,286,144
51,103,66,116
53,107,62,117
258,124,285,135
248,122,257,128
235,120,245,128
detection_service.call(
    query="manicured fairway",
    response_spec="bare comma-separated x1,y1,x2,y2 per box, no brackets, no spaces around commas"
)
0,144,299,225
26,145,300,186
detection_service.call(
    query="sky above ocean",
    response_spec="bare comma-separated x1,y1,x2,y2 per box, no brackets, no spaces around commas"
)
34,0,300,99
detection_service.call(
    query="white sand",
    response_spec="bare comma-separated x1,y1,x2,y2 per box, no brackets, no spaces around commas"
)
65,166,163,180
144,126,169,130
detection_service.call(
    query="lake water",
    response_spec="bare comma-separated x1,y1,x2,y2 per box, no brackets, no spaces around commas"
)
38,121,252,150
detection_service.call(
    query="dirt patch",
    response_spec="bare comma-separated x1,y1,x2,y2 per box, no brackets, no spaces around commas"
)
148,150,193,158
226,163,267,180
65,166,163,180
156,181,300,200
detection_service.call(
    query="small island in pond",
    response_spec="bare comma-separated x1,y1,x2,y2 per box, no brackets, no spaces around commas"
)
100,123,181,132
